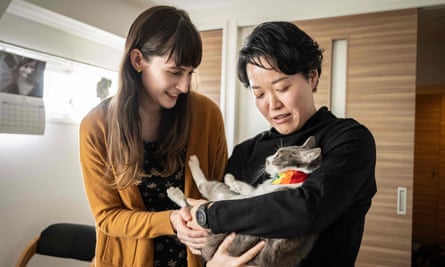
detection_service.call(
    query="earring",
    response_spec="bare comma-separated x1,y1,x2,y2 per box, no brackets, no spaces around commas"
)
137,69,142,73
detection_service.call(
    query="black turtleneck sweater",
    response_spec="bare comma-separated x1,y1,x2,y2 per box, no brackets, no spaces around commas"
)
207,107,377,267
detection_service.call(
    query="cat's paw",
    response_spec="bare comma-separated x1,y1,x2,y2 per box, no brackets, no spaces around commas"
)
225,174,255,194
166,187,187,208
225,174,243,193
188,155,200,169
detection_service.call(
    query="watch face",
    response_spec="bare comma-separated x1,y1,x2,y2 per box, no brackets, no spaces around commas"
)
197,206,207,226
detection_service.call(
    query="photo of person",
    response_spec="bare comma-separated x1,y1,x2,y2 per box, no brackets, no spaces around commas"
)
0,51,46,98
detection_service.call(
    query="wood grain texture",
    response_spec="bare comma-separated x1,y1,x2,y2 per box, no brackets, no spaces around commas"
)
440,95,445,243
293,9,418,266
413,94,440,245
413,91,445,246
197,29,222,106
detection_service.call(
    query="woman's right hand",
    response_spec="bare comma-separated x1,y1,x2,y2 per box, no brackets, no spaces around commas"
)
170,207,209,255
206,232,265,267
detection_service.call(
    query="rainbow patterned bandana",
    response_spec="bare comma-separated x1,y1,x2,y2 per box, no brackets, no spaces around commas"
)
271,170,308,185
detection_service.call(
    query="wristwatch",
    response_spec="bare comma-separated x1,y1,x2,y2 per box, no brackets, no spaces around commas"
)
196,202,211,228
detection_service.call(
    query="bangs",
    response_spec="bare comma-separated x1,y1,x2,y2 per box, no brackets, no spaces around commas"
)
167,20,202,68
248,55,277,71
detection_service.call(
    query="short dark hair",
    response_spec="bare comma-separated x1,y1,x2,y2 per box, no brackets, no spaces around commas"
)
237,21,323,88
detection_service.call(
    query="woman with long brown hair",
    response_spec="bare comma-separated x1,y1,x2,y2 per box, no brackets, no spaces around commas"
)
79,6,228,267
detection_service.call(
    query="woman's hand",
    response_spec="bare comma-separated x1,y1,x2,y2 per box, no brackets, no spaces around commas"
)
170,207,209,254
187,198,210,230
206,233,265,267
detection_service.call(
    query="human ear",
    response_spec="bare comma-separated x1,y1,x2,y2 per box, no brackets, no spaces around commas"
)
309,70,319,92
130,48,144,73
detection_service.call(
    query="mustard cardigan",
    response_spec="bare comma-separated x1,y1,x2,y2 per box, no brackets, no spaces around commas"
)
79,91,228,267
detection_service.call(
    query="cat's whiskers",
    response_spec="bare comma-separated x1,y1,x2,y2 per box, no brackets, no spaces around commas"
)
278,138,285,149
253,165,267,183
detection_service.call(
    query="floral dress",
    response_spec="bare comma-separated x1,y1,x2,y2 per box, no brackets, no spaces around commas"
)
138,141,187,267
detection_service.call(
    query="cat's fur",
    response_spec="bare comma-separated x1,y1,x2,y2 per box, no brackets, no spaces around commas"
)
167,136,321,267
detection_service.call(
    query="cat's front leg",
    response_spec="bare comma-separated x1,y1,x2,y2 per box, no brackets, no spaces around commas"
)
167,187,188,208
188,155,209,188
225,174,256,195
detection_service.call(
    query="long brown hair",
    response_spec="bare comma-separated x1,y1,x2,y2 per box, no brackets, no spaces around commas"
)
107,6,202,188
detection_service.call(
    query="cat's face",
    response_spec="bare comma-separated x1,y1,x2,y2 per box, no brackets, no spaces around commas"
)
265,136,321,177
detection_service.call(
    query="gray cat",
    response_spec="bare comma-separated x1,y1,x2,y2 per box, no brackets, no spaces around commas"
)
167,136,321,267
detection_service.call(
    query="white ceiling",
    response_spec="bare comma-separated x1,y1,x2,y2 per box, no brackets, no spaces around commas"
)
127,0,256,10
8,0,445,41
127,0,445,42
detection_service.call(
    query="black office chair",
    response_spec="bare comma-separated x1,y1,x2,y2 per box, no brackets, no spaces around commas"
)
16,223,96,267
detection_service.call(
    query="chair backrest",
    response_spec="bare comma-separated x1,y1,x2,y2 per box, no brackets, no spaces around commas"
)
16,223,96,267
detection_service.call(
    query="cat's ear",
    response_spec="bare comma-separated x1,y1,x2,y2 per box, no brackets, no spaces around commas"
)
301,148,321,162
302,136,316,148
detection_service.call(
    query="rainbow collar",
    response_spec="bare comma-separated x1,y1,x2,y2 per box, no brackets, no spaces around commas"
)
271,170,308,185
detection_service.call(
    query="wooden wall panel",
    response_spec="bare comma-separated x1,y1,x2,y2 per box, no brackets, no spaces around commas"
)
440,95,445,243
197,29,222,106
412,91,445,254
293,9,417,266
413,94,440,244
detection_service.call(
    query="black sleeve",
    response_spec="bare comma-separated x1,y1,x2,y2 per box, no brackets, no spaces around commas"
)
207,123,376,238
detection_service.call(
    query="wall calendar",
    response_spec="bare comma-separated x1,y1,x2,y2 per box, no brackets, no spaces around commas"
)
0,50,46,135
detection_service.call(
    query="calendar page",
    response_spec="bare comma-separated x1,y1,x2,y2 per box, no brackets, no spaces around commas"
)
0,50,46,135
0,92,45,135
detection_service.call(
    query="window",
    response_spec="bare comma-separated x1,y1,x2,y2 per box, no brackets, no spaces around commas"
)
43,61,117,122
0,42,118,123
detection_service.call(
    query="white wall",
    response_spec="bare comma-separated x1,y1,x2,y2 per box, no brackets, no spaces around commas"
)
1,0,445,266
0,3,119,267
1,1,124,70
0,122,94,267
233,26,269,144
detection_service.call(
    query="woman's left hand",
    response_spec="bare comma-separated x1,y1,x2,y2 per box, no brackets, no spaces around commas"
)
186,198,211,230
170,206,209,254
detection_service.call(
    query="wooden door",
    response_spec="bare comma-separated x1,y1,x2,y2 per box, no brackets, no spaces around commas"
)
413,93,445,246
293,9,418,266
